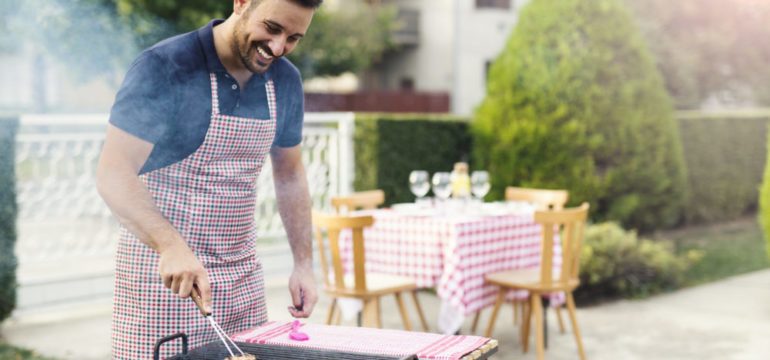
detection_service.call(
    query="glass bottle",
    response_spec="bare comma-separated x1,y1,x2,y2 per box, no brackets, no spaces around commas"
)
450,162,471,199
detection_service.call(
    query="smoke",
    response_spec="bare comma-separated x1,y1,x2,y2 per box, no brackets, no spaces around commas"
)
6,0,173,85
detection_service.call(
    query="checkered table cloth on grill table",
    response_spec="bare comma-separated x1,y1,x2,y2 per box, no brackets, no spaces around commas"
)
340,204,563,334
232,321,494,360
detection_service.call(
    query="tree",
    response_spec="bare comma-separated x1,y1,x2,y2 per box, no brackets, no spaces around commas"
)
626,0,770,109
113,0,396,78
472,0,687,232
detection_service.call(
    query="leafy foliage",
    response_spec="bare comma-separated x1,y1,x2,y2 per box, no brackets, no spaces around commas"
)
353,114,472,205
0,118,18,323
0,342,55,360
472,0,687,232
679,111,770,223
626,0,770,108
760,127,770,261
113,0,396,78
575,222,701,304
287,5,396,78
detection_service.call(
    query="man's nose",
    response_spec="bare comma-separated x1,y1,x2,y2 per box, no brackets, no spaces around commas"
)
269,37,286,57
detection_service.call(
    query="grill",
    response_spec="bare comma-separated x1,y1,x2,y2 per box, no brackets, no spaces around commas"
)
154,332,499,360
155,333,418,360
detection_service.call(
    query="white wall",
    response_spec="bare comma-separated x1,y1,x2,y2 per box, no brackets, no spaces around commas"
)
453,0,522,115
364,0,455,92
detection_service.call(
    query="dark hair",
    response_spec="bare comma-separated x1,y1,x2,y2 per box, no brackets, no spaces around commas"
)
248,0,323,11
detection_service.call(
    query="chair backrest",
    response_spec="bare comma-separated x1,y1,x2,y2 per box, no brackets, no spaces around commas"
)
534,203,589,286
505,187,569,210
331,190,386,213
312,211,374,293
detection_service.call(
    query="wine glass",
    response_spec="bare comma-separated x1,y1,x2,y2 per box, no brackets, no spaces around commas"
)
408,170,430,201
431,172,452,200
471,171,491,200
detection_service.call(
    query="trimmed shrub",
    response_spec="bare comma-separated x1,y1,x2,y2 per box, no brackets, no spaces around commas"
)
0,117,18,322
760,126,770,260
353,114,472,205
678,111,770,223
472,0,687,232
575,222,701,304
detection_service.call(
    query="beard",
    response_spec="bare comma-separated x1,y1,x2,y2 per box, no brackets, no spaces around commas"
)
232,20,271,74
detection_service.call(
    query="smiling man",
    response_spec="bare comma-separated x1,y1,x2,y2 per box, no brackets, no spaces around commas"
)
96,0,322,358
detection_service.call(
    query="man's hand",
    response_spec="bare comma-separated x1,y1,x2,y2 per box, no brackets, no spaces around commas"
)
287,264,317,318
158,242,212,313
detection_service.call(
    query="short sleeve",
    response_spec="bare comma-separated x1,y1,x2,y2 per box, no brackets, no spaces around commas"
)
274,62,304,148
109,50,177,144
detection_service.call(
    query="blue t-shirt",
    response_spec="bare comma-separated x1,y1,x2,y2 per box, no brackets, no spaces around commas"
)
109,20,305,174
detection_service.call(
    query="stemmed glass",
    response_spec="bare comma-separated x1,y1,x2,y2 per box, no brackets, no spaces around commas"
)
408,170,430,202
471,171,491,200
431,172,452,201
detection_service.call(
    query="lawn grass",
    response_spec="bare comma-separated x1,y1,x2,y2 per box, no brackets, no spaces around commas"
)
658,215,770,285
0,341,54,360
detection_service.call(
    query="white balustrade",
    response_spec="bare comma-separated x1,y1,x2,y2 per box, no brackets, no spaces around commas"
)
13,112,354,314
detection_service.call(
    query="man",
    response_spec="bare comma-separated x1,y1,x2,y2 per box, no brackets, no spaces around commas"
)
96,0,321,358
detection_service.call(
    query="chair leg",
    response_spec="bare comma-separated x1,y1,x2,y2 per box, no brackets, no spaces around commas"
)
333,306,342,325
531,294,545,360
362,298,381,328
471,310,481,334
375,297,382,328
484,289,506,338
566,293,587,360
521,298,532,353
513,300,519,325
326,298,338,325
555,305,566,333
394,292,412,331
411,290,429,332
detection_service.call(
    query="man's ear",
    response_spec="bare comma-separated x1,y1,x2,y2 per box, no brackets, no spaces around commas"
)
233,0,250,15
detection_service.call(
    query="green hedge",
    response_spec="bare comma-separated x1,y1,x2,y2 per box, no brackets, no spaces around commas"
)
471,0,686,233
353,114,472,205
760,123,770,260
679,110,770,223
0,116,18,322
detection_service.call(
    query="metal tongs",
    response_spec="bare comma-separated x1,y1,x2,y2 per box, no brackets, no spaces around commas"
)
190,287,252,359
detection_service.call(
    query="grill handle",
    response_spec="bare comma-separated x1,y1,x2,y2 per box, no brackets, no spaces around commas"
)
153,332,188,360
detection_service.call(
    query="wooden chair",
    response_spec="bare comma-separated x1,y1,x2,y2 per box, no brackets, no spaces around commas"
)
484,203,590,360
331,190,386,213
312,211,429,331
471,187,571,333
505,187,569,210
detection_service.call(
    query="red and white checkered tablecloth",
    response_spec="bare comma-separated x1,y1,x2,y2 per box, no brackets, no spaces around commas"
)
232,320,492,360
340,207,562,334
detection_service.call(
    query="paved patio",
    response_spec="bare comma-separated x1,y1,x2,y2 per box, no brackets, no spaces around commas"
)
3,269,770,359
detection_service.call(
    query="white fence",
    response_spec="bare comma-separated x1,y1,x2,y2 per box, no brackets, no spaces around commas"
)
13,112,354,317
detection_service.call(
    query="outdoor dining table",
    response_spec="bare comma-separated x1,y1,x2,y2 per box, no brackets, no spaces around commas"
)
339,201,562,335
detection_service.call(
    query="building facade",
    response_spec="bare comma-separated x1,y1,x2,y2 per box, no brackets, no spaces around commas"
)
361,0,526,115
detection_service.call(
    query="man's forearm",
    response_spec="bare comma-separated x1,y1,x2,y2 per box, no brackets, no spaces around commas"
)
96,167,185,253
274,165,313,267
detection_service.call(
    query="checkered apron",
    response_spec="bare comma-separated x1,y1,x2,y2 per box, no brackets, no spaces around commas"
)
112,73,276,359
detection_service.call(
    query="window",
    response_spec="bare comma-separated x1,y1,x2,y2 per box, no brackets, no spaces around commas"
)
476,0,510,9
400,77,415,91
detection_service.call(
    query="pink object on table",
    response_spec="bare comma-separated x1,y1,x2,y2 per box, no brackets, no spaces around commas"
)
288,320,309,341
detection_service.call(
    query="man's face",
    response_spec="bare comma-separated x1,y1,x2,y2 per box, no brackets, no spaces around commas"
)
233,0,315,74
